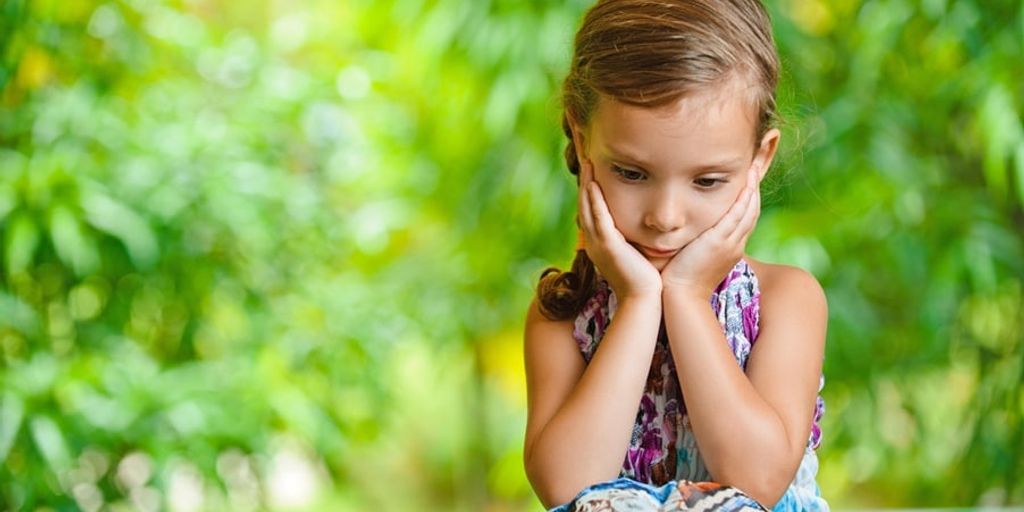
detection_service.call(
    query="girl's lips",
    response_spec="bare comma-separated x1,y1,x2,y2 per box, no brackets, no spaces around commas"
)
638,244,679,258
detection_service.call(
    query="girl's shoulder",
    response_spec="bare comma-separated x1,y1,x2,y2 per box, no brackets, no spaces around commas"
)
524,296,578,335
743,256,827,311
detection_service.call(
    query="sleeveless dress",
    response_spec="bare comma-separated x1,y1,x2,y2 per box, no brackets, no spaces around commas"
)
549,259,828,512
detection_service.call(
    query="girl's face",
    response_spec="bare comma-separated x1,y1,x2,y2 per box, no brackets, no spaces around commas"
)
573,86,780,271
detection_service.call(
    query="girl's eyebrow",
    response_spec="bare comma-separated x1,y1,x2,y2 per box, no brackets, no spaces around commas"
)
605,145,748,173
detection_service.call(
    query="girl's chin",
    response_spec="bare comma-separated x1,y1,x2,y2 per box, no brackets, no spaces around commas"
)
648,256,670,272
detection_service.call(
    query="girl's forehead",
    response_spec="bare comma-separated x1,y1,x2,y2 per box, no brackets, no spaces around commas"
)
591,92,757,155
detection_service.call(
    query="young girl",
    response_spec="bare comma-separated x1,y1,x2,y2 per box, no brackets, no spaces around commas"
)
522,1,828,511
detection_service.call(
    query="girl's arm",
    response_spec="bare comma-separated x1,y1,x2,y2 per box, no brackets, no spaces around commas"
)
662,264,826,507
522,293,661,508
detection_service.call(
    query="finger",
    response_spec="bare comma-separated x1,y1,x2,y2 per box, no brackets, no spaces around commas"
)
731,177,761,237
578,174,596,242
731,168,760,226
580,160,593,189
588,181,611,240
577,162,593,217
741,187,762,244
590,180,625,245
578,167,598,244
712,180,755,238
732,187,761,245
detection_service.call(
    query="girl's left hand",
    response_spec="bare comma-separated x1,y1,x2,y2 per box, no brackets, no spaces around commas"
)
661,167,761,299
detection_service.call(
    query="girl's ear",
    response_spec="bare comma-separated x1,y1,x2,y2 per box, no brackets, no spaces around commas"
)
751,128,781,182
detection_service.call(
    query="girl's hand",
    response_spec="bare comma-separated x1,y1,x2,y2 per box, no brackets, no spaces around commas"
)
661,167,761,299
578,161,663,300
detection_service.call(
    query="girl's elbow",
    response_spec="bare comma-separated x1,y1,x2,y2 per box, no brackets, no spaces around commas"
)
747,482,787,511
720,469,791,510
535,486,575,511
524,459,578,509
728,435,803,507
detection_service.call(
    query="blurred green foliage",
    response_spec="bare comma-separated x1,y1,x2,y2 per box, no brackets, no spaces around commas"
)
0,0,1022,510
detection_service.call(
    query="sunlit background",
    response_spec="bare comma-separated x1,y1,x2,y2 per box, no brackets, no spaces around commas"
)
1,0,1022,510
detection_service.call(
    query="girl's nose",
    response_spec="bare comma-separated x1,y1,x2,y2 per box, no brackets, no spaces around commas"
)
643,192,685,233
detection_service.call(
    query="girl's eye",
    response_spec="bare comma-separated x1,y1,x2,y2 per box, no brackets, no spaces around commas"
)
612,165,645,182
694,177,725,189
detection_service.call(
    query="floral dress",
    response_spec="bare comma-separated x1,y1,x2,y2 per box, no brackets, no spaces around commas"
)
550,259,827,512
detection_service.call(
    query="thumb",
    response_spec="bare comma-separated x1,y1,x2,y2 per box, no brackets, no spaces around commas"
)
581,159,595,183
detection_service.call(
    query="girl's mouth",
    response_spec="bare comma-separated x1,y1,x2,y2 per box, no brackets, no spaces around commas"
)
637,244,679,258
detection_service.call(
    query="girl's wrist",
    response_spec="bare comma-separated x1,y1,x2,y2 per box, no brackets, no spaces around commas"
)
661,282,713,304
610,277,663,303
617,289,664,310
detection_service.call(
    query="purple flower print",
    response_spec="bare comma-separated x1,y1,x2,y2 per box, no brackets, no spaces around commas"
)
625,426,663,483
741,301,759,341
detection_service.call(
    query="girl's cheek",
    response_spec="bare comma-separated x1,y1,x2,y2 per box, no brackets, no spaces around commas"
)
593,176,618,209
600,186,632,223
696,193,728,226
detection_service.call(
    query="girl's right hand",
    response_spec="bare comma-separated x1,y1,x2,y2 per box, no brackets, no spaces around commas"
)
578,161,663,301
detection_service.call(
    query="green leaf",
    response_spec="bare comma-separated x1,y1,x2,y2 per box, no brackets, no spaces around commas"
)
0,187,14,225
980,85,1023,201
0,292,41,337
81,193,159,270
0,150,28,196
1015,141,1024,209
29,415,70,475
4,212,39,276
0,391,25,464
49,204,100,277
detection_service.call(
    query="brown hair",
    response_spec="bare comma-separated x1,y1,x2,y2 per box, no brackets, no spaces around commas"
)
536,0,781,320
